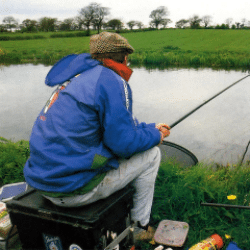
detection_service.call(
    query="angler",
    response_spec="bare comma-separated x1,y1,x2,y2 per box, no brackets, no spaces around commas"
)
23,32,170,241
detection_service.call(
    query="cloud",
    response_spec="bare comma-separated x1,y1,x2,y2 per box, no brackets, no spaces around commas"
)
1,0,250,26
1,0,81,21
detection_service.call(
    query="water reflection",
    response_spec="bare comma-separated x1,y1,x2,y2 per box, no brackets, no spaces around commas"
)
0,64,54,140
1,65,249,165
130,68,250,165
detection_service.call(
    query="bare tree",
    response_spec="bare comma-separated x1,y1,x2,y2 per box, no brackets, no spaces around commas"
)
149,20,155,28
22,19,38,32
75,16,85,30
149,6,170,29
59,18,75,31
106,19,123,31
78,3,97,35
127,21,137,30
235,22,241,29
175,19,189,29
161,18,172,28
2,16,18,31
202,15,212,28
78,3,109,34
225,18,233,28
241,18,248,28
39,17,57,32
189,15,202,29
136,21,144,29
92,3,110,33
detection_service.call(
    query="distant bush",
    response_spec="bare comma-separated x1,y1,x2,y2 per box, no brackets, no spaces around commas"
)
0,36,11,41
0,31,88,41
50,31,87,38
0,35,45,41
50,33,66,38
163,45,180,51
215,24,230,29
33,35,46,39
50,33,74,38
75,31,88,37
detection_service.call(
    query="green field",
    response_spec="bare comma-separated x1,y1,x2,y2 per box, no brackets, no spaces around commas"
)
1,29,250,69
125,29,250,53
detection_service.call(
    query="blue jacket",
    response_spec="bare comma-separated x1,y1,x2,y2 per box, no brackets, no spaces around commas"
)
24,53,161,193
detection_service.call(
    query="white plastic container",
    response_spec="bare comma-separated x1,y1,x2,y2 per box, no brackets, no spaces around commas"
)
0,202,12,239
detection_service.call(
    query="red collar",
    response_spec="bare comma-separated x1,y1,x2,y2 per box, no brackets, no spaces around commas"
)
102,59,133,82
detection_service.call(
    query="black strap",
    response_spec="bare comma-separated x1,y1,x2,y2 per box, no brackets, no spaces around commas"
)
138,221,149,231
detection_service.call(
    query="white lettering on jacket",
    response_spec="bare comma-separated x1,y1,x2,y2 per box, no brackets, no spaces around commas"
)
122,78,129,110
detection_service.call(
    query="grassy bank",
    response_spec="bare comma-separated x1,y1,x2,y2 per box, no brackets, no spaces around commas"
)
0,138,250,249
0,137,28,186
0,31,88,41
1,29,250,69
149,160,250,250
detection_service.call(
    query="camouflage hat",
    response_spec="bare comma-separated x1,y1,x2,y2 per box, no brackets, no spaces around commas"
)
90,32,134,55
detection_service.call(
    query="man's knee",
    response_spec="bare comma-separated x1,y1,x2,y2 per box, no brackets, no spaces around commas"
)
139,146,161,174
150,146,161,165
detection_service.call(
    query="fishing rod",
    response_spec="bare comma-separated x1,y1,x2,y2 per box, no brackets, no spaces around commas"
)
169,74,250,129
201,202,250,210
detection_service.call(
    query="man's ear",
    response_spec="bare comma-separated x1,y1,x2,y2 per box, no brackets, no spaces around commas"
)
123,55,128,65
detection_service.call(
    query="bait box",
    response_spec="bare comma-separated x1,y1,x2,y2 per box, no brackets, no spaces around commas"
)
154,219,189,247
6,186,134,250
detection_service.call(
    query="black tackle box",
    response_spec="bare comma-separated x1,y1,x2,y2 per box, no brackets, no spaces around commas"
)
6,186,134,250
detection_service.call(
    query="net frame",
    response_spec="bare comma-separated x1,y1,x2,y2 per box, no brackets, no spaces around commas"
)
159,141,198,167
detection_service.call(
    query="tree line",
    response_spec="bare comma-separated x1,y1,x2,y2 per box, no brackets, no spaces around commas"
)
1,3,250,34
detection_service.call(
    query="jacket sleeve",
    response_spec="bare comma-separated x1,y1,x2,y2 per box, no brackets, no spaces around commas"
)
96,71,161,158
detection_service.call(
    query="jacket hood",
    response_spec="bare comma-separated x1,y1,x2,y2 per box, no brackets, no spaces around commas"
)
45,53,100,87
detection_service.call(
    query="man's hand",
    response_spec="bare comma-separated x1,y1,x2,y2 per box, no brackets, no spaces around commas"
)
156,123,170,144
160,126,170,137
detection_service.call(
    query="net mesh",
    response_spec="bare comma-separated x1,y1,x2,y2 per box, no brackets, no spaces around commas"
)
159,141,198,167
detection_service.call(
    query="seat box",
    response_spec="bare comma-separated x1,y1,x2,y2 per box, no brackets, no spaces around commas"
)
6,186,134,250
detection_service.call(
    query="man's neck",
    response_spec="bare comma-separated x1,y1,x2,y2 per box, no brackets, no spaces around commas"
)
102,58,133,82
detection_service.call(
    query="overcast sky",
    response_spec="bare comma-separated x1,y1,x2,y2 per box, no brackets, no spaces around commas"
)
1,0,250,27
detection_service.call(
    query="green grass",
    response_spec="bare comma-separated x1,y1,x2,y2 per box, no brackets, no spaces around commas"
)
1,29,250,69
0,137,28,186
1,137,250,249
149,160,250,250
0,31,88,41
125,29,250,69
0,36,90,64
124,29,250,53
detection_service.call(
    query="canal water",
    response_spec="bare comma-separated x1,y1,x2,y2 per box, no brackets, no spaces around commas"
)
1,64,249,165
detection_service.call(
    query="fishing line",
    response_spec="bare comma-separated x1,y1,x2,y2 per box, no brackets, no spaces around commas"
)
240,139,250,165
166,74,250,166
169,74,250,129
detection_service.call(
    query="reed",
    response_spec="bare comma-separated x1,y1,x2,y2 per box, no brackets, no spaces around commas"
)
129,49,250,70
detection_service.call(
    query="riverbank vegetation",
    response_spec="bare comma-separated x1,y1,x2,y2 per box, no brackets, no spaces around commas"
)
0,138,249,249
0,137,28,186
150,160,250,250
1,29,250,70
